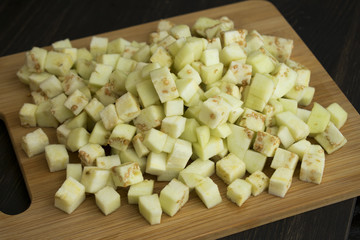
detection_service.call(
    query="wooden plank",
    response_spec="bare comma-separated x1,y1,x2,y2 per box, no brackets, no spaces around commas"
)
0,1,360,239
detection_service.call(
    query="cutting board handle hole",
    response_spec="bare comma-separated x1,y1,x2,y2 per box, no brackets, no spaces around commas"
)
0,119,31,215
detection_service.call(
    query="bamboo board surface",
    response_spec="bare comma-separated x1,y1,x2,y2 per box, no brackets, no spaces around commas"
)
0,1,360,239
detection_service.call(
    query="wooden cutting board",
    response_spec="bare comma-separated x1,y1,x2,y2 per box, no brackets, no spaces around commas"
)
1,1,360,239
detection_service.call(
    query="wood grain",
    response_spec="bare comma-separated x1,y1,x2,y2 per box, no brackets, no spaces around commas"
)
0,1,360,239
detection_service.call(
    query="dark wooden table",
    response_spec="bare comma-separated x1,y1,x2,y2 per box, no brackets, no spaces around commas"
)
0,0,359,239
